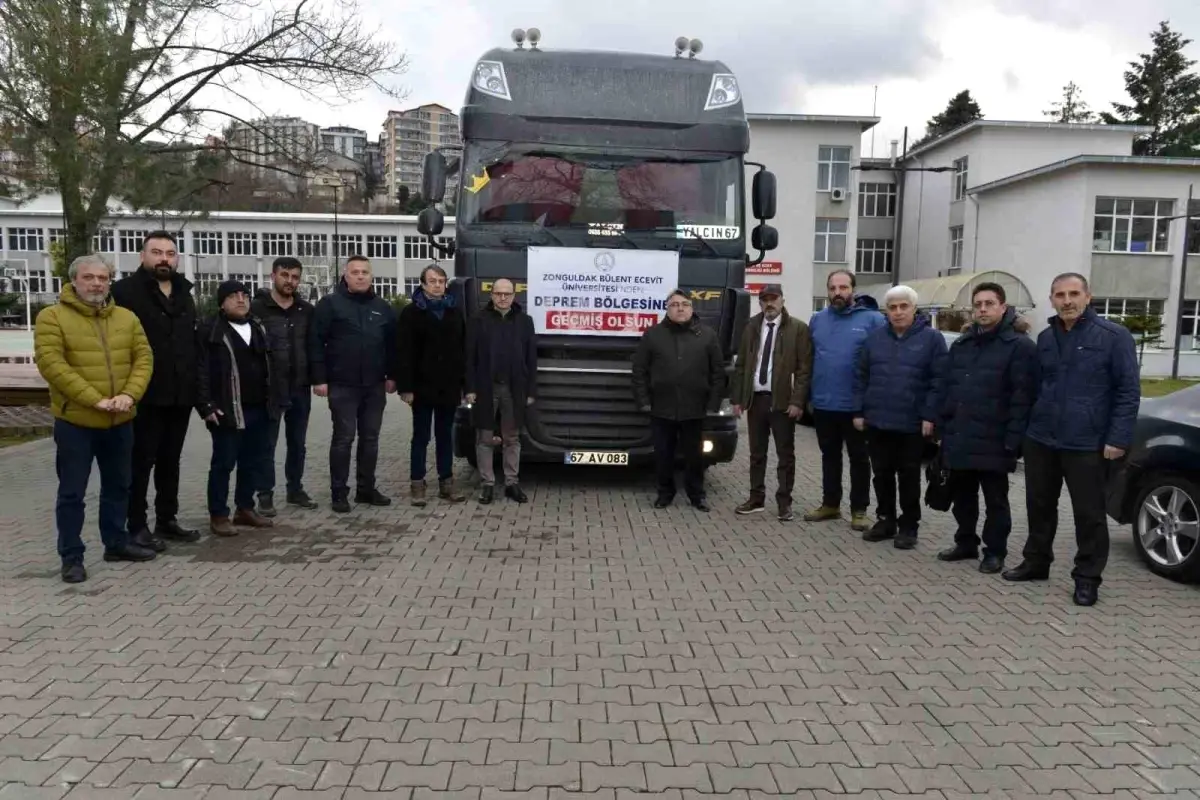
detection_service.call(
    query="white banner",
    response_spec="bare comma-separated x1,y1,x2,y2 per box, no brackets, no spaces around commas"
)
527,247,680,337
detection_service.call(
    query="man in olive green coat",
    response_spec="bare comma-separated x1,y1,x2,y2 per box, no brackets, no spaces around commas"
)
730,284,813,521
34,254,158,583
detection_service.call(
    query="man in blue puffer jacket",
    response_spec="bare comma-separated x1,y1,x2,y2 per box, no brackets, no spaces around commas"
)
1004,272,1140,608
852,285,947,550
805,269,886,530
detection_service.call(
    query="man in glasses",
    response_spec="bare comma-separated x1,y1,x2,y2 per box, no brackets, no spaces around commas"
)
632,289,724,511
465,278,537,504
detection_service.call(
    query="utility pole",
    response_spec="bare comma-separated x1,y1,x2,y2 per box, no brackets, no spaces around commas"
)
332,183,341,284
1171,182,1195,380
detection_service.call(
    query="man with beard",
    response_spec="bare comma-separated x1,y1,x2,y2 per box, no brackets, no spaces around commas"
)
35,254,158,582
1006,273,1139,607
309,255,398,513
805,269,886,530
112,231,201,551
196,281,287,536
730,284,812,521
251,257,318,514
397,264,468,506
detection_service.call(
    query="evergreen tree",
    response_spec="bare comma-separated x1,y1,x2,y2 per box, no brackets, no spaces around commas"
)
1101,21,1200,155
1045,81,1095,123
913,90,984,148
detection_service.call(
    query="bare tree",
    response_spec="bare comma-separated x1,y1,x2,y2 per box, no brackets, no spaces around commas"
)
1044,81,1095,123
0,0,407,261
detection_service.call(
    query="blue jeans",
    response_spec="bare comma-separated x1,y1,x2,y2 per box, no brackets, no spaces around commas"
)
261,388,312,497
411,402,455,481
208,405,272,517
54,419,134,565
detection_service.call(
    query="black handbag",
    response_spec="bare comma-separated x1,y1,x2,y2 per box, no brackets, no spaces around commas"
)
924,446,954,512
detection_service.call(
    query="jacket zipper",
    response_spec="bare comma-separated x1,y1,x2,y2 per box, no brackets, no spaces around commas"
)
93,315,117,426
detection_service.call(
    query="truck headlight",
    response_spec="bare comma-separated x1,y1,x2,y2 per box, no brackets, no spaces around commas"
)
474,61,512,101
705,73,740,110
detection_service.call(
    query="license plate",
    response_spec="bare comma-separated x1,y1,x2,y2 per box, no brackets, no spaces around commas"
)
565,451,629,466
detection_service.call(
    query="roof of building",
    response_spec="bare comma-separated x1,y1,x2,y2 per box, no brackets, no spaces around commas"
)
970,154,1200,195
748,113,879,132
902,119,1154,161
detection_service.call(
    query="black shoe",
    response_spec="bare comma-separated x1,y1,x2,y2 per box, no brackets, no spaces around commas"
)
355,488,392,506
287,490,319,510
863,518,896,542
979,554,1005,574
103,543,157,563
61,563,86,583
331,495,351,514
690,497,710,513
479,485,494,504
504,484,528,504
256,493,277,518
937,544,979,562
1073,581,1099,607
132,526,168,552
894,532,918,550
1002,561,1050,582
155,520,200,544
653,495,674,509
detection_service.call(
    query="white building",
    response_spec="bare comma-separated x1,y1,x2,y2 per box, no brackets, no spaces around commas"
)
225,117,321,177
320,126,368,162
382,104,462,201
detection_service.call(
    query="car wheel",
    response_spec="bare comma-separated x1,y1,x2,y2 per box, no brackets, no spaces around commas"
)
1132,474,1200,582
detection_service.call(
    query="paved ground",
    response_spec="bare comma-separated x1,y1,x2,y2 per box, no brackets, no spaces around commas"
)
2,400,1200,799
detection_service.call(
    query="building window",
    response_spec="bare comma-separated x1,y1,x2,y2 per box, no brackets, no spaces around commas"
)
856,239,893,274
229,272,261,292
1093,198,1174,254
1092,298,1165,335
262,233,293,257
375,277,399,298
119,230,149,254
858,183,897,217
333,234,363,259
296,233,328,258
950,226,964,269
404,277,422,296
813,218,848,263
193,231,222,255
367,234,398,259
7,227,45,252
228,232,258,257
813,298,828,313
195,273,223,296
403,235,453,261
817,146,851,192
952,157,969,201
1181,300,1200,349
48,228,66,245
93,229,115,253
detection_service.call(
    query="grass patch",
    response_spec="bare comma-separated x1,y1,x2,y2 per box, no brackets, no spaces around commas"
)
0,429,48,448
1141,378,1200,397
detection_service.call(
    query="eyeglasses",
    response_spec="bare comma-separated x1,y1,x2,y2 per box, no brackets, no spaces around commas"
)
492,291,514,298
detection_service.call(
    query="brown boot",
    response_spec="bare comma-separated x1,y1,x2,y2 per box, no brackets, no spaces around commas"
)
233,508,274,528
439,477,466,503
411,480,427,507
210,516,237,537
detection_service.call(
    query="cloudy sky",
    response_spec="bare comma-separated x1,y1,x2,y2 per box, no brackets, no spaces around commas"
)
248,0,1200,155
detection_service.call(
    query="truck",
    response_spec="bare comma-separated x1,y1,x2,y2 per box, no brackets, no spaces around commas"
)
416,30,779,469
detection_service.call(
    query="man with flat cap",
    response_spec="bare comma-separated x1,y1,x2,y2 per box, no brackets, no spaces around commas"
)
730,283,813,521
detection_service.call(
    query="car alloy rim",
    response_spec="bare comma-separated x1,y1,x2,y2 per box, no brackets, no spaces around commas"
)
1139,485,1200,567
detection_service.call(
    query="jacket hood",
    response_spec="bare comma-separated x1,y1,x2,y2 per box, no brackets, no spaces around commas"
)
663,313,702,333
826,293,880,315
59,284,114,317
413,287,456,310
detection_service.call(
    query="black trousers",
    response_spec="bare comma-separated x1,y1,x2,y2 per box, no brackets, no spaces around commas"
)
951,469,1011,558
867,428,925,532
651,417,704,501
747,393,796,505
328,383,387,495
128,405,193,532
812,410,871,511
1022,438,1111,584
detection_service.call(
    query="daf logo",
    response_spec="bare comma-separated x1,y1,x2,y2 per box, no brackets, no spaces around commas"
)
594,251,616,273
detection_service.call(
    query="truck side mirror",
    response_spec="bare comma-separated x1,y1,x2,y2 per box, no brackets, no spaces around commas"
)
417,207,444,237
752,223,778,252
752,170,776,221
422,151,449,203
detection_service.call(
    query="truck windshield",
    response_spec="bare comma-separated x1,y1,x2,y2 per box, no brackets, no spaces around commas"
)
457,141,742,237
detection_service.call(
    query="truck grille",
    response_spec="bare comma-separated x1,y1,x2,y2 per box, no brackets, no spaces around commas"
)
531,368,651,449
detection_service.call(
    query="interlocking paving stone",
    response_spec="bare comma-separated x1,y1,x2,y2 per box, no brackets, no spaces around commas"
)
3,403,1200,798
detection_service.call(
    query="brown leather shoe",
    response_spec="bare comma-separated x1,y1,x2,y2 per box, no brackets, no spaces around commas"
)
233,508,274,528
210,516,237,537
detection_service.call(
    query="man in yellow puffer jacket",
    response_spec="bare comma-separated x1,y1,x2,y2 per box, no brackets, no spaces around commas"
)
34,254,159,583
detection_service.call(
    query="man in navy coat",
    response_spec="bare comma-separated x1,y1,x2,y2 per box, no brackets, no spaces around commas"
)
1005,273,1140,607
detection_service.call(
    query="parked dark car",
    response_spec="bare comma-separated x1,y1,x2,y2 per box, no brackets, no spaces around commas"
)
1107,383,1200,581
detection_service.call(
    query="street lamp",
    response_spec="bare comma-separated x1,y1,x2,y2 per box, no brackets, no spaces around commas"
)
1168,183,1197,380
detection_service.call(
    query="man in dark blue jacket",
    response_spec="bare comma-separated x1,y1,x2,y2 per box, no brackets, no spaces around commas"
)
308,256,398,513
934,283,1037,574
805,269,886,530
852,285,947,549
1005,273,1140,607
